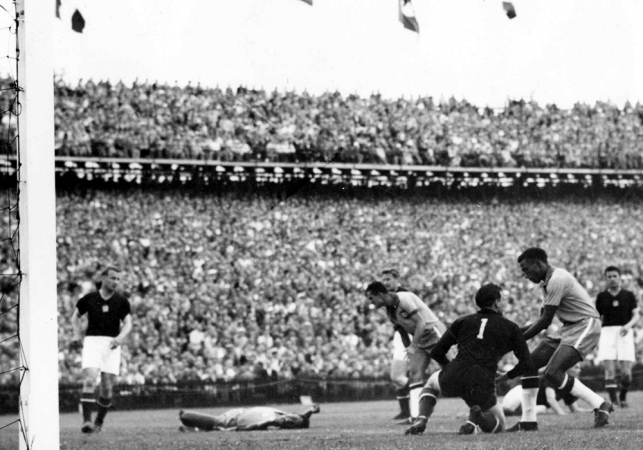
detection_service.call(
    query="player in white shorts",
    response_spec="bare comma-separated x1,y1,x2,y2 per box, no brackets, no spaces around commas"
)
595,266,640,408
71,266,132,434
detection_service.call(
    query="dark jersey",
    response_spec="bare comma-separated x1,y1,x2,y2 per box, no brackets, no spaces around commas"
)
431,308,533,379
76,291,131,337
596,289,638,327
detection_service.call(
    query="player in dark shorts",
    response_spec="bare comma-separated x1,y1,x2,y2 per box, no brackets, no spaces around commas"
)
595,266,640,408
405,283,533,436
178,404,320,431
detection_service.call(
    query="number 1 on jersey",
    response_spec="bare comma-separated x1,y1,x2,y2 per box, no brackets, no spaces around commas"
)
477,318,488,339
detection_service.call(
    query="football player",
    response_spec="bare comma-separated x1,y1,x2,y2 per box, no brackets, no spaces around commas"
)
504,248,612,431
405,283,533,435
366,281,447,422
380,268,413,421
178,404,320,432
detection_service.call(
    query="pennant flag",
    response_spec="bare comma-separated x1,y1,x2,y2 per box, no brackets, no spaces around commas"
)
399,0,419,33
71,9,85,33
503,2,517,19
298,0,313,5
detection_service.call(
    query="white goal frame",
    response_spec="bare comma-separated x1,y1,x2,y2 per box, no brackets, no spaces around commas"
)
17,0,60,448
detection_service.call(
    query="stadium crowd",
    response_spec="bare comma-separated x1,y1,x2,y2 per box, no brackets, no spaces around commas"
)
2,74,643,387
39,78,643,169
23,188,637,386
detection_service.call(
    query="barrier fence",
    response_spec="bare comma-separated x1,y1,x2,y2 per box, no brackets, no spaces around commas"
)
1,365,641,414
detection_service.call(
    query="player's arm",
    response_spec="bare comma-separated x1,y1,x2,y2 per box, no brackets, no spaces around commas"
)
595,294,604,323
399,302,424,352
70,307,84,351
522,305,557,341
429,323,458,367
71,308,83,341
395,325,412,348
110,313,132,349
620,305,640,337
506,325,535,379
544,387,567,415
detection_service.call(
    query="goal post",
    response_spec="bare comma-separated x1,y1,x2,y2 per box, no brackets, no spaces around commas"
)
17,0,60,448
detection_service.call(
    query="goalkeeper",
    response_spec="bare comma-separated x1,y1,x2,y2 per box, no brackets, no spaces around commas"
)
179,404,320,432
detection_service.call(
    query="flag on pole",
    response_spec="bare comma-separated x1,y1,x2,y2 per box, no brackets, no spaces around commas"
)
503,2,517,19
399,0,419,33
71,9,85,33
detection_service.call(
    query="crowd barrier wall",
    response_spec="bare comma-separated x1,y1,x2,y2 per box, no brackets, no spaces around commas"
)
1,365,641,414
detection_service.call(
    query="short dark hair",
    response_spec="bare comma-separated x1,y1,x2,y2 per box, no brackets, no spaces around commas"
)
604,266,621,275
365,281,388,296
517,248,548,264
475,283,502,308
101,266,121,276
381,268,400,278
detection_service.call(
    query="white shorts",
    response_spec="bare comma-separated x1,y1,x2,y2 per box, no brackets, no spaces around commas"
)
82,336,122,375
392,330,411,361
596,326,636,362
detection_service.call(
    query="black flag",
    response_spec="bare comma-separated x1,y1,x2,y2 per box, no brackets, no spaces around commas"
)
503,2,517,20
71,9,85,33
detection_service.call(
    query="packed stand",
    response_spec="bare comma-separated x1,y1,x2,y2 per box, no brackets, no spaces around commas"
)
2,77,633,169
39,188,643,386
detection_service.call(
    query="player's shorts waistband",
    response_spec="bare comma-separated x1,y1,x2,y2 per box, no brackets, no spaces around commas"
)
561,316,599,327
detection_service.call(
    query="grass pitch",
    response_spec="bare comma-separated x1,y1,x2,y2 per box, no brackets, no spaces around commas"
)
1,392,643,449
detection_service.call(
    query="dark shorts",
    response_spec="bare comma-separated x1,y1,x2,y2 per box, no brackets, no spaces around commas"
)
439,360,497,411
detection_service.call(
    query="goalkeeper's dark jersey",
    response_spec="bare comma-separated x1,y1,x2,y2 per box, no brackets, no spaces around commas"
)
431,308,533,380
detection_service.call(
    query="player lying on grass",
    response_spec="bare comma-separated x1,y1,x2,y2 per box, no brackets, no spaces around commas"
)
502,374,590,416
405,283,534,436
178,404,320,431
